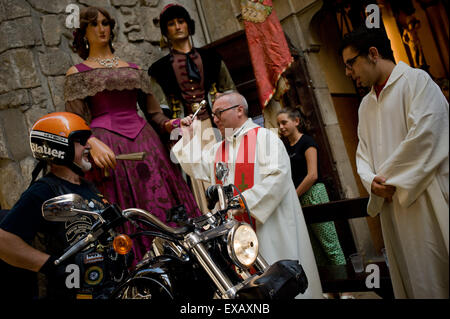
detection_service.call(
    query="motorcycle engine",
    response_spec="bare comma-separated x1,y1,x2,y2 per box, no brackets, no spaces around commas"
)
73,244,132,299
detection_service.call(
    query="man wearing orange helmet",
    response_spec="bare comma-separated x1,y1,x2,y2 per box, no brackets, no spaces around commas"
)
0,112,109,299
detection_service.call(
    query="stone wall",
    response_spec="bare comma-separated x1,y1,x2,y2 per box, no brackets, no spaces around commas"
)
0,0,206,209
0,0,379,258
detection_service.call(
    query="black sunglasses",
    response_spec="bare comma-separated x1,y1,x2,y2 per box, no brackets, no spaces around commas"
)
71,132,91,146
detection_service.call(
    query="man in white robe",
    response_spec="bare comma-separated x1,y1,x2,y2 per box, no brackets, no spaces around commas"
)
341,26,449,299
172,91,323,299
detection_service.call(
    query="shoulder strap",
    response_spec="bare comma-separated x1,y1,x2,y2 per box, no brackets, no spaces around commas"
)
74,63,92,72
127,62,140,69
29,161,48,188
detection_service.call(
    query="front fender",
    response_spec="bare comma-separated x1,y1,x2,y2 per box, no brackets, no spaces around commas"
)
111,255,179,299
113,254,217,299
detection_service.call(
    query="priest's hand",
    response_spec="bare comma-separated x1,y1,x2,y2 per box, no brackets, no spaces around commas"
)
371,175,396,203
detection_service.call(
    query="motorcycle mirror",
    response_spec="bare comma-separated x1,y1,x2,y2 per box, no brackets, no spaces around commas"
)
215,162,229,183
42,193,94,222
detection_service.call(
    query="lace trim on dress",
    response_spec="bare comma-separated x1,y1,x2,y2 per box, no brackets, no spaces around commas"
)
64,67,153,102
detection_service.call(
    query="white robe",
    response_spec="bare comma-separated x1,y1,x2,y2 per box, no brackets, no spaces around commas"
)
356,61,449,299
172,118,323,299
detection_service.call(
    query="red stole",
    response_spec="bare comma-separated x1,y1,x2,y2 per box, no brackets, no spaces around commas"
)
214,127,260,229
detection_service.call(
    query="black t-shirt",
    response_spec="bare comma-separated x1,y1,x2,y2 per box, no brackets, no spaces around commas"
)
0,173,107,298
285,134,320,188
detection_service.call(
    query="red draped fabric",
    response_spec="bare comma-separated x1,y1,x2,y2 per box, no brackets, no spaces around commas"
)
241,0,293,108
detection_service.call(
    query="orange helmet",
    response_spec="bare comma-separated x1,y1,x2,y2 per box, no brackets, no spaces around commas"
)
30,112,91,167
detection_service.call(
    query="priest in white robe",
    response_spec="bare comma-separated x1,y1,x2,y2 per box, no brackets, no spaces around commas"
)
342,26,449,299
172,91,323,299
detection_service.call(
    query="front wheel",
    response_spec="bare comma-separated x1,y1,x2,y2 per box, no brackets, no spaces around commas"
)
112,277,174,299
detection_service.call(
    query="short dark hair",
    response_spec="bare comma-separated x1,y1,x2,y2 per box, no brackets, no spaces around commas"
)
159,4,195,37
339,26,395,63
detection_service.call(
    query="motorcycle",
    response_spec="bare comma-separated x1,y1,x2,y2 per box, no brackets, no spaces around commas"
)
42,195,133,299
42,162,309,299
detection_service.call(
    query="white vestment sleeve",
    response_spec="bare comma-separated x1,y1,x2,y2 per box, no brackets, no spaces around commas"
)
171,120,214,183
356,116,385,216
379,74,449,208
242,130,292,224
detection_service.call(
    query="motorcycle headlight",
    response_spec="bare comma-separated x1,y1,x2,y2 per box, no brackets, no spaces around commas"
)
227,224,259,268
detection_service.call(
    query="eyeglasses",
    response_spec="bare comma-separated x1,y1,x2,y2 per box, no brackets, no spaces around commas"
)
344,53,362,71
212,105,240,120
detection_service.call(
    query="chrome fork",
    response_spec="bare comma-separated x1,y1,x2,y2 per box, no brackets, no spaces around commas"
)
184,232,236,299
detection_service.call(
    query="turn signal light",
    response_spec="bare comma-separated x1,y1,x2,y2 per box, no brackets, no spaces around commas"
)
113,234,133,255
239,197,246,209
